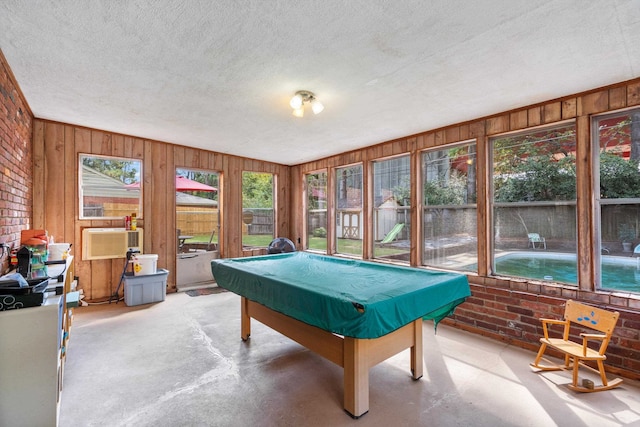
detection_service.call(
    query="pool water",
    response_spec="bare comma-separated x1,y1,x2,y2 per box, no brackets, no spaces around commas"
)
494,253,640,293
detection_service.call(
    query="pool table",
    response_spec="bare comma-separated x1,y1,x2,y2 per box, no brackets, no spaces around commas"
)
211,252,470,418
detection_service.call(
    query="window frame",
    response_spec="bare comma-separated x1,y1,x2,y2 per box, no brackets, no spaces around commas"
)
489,121,578,283
241,171,275,249
371,154,412,263
420,140,478,272
304,170,328,253
78,153,142,220
333,163,364,258
592,106,640,293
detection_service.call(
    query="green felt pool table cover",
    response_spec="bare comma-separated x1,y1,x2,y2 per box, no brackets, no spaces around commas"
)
211,252,470,339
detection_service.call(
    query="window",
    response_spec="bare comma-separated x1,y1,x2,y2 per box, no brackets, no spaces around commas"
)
422,144,477,271
335,164,363,257
175,168,219,252
79,154,142,219
491,124,577,283
305,171,327,252
242,172,274,248
594,108,640,293
373,155,410,262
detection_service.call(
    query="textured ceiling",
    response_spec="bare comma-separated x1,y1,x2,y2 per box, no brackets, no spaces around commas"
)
1,1,640,165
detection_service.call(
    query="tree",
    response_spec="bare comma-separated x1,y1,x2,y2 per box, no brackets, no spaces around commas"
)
632,112,640,160
392,176,410,206
598,116,640,198
494,154,576,202
242,172,273,208
493,127,576,202
423,145,476,205
306,173,326,210
82,157,138,184
423,172,467,205
599,153,640,198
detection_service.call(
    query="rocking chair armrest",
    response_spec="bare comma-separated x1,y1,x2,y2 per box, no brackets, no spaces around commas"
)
580,333,607,356
540,318,568,339
580,333,606,340
540,318,566,325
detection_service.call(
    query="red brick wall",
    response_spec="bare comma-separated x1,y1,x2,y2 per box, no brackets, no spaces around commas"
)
443,278,640,380
0,50,33,274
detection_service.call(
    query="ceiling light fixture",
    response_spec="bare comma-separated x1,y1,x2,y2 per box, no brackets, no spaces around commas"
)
290,90,324,118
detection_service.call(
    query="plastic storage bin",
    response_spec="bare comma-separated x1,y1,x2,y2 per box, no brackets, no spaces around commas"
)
132,254,158,276
124,269,168,306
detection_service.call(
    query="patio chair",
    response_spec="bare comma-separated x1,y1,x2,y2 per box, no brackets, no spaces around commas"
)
528,233,546,250
530,300,623,392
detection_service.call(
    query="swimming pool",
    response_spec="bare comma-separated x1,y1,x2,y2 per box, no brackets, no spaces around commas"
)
494,252,640,293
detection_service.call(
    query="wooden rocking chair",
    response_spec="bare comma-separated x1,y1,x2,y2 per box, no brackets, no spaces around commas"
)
530,300,623,392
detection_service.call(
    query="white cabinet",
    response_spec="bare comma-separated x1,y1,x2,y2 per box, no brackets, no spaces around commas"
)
0,256,74,427
0,294,63,427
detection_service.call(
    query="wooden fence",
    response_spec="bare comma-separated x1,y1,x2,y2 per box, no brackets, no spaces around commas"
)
176,207,218,236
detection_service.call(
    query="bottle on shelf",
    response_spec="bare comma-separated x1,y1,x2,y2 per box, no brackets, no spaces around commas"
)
131,213,137,231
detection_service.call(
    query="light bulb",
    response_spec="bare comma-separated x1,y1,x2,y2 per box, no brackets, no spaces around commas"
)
311,99,324,114
292,107,304,118
290,94,303,109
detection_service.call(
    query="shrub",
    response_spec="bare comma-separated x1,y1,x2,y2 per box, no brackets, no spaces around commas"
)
313,227,327,238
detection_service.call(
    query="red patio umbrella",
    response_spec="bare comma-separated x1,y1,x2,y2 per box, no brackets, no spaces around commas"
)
175,176,217,192
125,176,217,192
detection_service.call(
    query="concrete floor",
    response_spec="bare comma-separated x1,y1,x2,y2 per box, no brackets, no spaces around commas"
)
59,289,640,427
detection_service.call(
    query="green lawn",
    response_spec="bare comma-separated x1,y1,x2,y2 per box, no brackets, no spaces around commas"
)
184,234,218,243
312,237,407,257
186,234,406,257
184,233,273,247
242,235,275,247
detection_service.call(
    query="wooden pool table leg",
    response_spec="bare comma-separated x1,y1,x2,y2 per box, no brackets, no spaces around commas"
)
343,337,369,418
411,319,423,379
241,296,251,341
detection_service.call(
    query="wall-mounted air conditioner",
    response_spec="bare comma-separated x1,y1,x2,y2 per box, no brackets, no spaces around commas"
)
82,228,143,260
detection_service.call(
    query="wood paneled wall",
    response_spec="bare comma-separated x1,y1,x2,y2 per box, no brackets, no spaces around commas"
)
291,78,640,379
292,78,640,297
32,121,290,301
26,71,640,377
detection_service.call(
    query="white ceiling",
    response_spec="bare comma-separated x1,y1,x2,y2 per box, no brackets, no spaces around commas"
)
1,1,640,166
